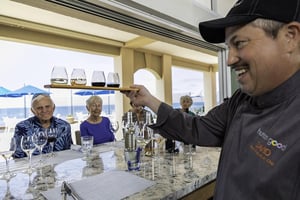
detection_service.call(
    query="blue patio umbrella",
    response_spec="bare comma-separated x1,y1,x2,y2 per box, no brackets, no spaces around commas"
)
6,85,50,118
0,86,11,97
0,86,22,97
7,85,50,97
74,90,115,114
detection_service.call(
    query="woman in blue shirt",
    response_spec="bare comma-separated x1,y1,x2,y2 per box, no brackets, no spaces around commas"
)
80,96,115,145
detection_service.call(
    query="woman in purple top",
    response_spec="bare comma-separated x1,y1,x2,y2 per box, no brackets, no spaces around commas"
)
80,95,115,145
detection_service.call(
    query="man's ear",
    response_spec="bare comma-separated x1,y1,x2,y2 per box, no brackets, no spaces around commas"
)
285,22,300,49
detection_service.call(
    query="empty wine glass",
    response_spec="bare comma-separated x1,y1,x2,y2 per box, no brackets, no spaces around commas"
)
135,121,152,167
91,70,106,87
111,121,119,139
21,135,36,174
3,177,16,199
202,147,212,169
70,68,87,86
0,138,17,180
50,66,68,85
135,121,147,149
106,72,120,87
33,129,48,166
47,127,57,157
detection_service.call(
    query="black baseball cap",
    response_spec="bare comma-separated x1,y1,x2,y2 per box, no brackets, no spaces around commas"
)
199,0,300,43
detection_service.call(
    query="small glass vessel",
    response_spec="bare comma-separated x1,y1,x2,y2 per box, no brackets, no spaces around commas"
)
50,66,68,85
91,70,106,87
70,68,87,86
106,72,120,87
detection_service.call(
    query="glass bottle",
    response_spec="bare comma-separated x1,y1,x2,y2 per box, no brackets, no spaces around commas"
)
124,112,136,152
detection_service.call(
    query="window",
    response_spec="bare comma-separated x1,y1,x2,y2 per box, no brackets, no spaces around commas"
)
172,67,204,114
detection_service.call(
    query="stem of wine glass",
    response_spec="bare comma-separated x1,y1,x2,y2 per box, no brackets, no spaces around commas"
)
50,142,55,157
28,153,33,174
5,158,9,173
38,146,43,164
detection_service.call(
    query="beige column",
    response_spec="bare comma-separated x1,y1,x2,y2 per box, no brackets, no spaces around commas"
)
155,54,172,106
114,47,134,140
203,66,217,113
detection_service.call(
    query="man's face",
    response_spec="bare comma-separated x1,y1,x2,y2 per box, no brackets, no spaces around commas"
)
31,97,54,121
225,23,296,96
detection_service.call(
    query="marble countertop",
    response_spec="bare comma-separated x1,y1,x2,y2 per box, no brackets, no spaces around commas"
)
0,141,220,200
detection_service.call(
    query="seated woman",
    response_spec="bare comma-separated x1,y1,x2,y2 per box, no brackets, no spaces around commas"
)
80,95,115,145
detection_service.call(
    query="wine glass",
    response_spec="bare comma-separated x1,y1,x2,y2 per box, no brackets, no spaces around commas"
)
152,133,165,158
70,68,87,86
3,177,16,200
111,121,119,140
135,122,152,167
142,124,154,156
91,70,106,87
47,127,57,157
50,66,68,85
135,121,147,149
202,147,212,169
21,135,36,174
106,72,120,87
0,137,17,180
33,130,48,166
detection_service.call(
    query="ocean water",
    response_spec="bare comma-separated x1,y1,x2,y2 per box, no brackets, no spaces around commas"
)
0,102,204,126
0,105,115,126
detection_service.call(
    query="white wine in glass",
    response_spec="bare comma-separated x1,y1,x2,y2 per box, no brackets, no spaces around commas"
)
0,138,16,180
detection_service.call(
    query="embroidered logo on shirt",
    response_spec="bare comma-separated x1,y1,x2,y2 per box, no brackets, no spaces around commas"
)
249,128,287,167
250,141,274,166
257,128,287,151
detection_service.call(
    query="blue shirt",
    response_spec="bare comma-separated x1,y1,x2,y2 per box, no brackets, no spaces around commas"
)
13,116,73,158
80,116,115,145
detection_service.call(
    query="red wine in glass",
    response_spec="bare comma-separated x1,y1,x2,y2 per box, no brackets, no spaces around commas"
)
107,83,120,87
92,82,106,87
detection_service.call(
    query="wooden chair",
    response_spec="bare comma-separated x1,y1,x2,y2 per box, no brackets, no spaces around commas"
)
75,130,81,145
